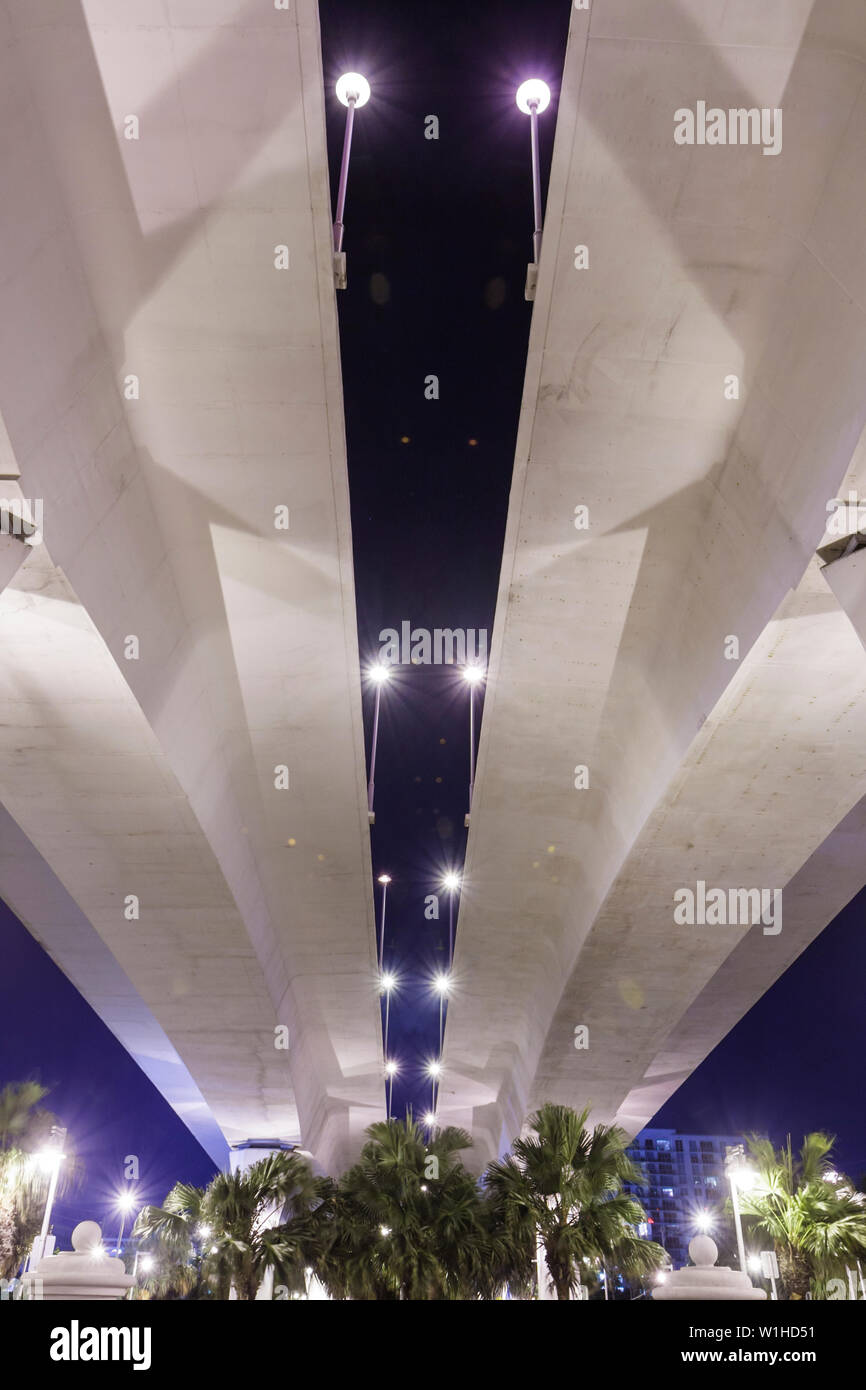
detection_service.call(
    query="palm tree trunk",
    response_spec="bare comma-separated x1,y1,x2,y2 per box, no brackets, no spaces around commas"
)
779,1247,811,1300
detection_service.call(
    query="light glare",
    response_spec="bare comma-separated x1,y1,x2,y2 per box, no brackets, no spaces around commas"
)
337,72,371,108
516,79,551,115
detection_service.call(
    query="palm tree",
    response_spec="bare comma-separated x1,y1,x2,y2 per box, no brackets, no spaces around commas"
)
318,1117,498,1300
132,1180,216,1299
738,1133,866,1299
485,1103,665,1300
0,1081,78,1282
135,1151,324,1300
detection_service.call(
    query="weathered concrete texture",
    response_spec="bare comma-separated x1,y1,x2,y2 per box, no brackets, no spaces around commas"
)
0,799,228,1169
441,0,866,1164
0,0,381,1172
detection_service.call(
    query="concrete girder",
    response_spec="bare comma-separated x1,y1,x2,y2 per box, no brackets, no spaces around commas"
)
0,1,381,1172
440,0,866,1163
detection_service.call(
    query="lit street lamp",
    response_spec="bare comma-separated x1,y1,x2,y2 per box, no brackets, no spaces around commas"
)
432,973,450,1052
114,1190,137,1257
366,664,391,824
427,1060,442,1113
442,871,460,965
462,666,485,825
376,873,391,972
381,971,398,1059
385,1060,399,1120
516,79,552,299
725,1144,759,1273
31,1125,67,1266
333,72,371,288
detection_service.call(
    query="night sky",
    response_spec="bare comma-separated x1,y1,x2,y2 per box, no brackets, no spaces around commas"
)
1,0,864,1241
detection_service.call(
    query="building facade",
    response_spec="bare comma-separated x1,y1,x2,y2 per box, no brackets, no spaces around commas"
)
625,1127,745,1269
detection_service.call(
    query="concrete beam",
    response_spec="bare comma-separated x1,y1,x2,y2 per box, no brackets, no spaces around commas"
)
440,0,866,1162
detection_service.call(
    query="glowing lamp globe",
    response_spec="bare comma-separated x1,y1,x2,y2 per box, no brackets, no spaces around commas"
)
516,79,551,115
336,72,371,108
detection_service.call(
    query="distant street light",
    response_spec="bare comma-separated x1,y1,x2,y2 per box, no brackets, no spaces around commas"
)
381,971,398,1059
130,1249,155,1295
333,73,371,287
32,1125,67,1265
385,1060,399,1120
376,873,391,972
432,973,450,1052
725,1145,759,1273
115,1190,137,1255
442,871,460,965
516,79,552,300
366,665,391,823
462,666,485,824
427,1060,442,1113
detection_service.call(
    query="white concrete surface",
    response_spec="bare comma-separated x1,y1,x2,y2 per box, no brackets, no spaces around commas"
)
441,0,866,1163
0,0,381,1172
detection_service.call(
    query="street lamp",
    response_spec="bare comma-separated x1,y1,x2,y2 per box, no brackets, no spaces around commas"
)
725,1145,759,1273
333,72,371,288
427,1060,442,1113
515,79,551,300
32,1125,67,1265
385,1060,399,1120
432,973,450,1052
462,666,485,825
114,1190,137,1256
366,665,391,824
380,971,398,1060
442,871,460,965
376,873,391,971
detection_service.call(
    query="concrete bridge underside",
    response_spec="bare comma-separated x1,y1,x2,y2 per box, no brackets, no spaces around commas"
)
441,0,866,1165
0,0,382,1174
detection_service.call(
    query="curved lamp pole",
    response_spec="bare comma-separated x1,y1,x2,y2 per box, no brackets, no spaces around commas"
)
385,1060,398,1121
427,1060,442,1115
367,664,391,824
33,1125,67,1265
115,1191,137,1256
516,79,551,301
724,1144,758,1273
376,873,391,972
381,971,397,1060
442,871,460,965
462,666,485,826
433,973,450,1053
333,73,371,289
